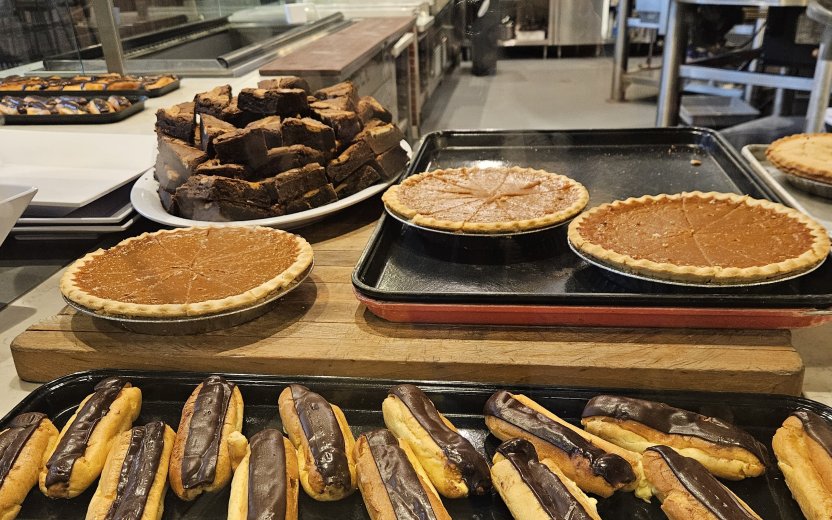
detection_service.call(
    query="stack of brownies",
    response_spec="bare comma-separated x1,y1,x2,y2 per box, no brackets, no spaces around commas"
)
154,77,408,221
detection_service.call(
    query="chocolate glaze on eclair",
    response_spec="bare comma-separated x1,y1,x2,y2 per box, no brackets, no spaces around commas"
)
582,396,768,462
647,446,757,520
389,384,490,495
0,412,46,486
247,429,288,520
792,410,832,457
485,391,635,487
364,429,437,520
289,385,351,491
496,438,595,520
104,421,166,520
45,377,129,487
181,375,235,490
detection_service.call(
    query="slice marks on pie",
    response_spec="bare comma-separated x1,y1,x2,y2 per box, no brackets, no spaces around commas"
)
567,191,830,285
382,166,589,233
60,226,313,317
766,133,832,185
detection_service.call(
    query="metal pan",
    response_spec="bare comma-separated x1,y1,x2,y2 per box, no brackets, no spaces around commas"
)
785,173,832,199
0,78,180,98
2,97,146,125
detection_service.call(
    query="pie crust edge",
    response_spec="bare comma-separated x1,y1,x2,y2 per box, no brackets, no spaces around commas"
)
766,133,832,184
567,191,831,284
60,226,314,318
382,166,590,233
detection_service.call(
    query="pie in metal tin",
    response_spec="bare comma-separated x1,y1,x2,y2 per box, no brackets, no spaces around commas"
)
766,133,832,185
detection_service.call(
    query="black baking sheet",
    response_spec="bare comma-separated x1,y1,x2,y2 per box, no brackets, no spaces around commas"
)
0,78,180,98
1,97,145,124
353,128,832,309
2,369,828,519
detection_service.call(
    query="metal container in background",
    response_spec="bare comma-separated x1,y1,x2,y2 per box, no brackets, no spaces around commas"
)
550,0,610,45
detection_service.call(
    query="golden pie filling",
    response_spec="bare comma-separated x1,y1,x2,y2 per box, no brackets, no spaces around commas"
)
568,192,831,284
382,166,589,233
61,226,313,317
767,133,832,184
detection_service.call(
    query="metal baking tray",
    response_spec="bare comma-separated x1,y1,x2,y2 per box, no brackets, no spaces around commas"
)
2,369,829,519
0,78,179,98
1,97,146,124
352,129,832,328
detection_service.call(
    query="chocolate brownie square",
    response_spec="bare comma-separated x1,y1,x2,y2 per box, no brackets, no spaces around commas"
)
217,97,261,128
355,121,404,154
261,163,328,204
238,88,308,117
334,163,382,199
175,175,273,221
286,184,338,213
194,85,232,118
310,96,356,113
356,96,393,124
310,107,362,143
194,159,250,179
158,186,178,215
314,81,359,105
245,116,283,148
326,140,374,183
199,114,236,155
258,76,311,94
281,117,336,156
156,135,207,190
155,101,195,142
213,128,269,170
253,145,324,179
374,143,409,179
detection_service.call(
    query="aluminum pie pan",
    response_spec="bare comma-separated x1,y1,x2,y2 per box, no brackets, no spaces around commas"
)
568,240,826,289
63,262,312,335
784,173,832,200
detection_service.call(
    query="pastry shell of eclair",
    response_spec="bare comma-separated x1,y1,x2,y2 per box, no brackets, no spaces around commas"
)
382,392,487,498
0,417,58,520
491,450,602,520
642,449,762,520
227,432,300,520
168,383,245,501
277,387,357,501
772,415,832,520
485,393,650,500
582,416,766,479
85,423,175,520
39,384,142,499
354,432,451,520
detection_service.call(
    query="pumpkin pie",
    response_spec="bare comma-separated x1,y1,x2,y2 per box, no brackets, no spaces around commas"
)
567,191,830,284
60,226,313,318
766,133,832,184
382,166,589,233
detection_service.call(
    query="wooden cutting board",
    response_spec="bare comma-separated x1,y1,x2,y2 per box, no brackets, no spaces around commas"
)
11,199,803,394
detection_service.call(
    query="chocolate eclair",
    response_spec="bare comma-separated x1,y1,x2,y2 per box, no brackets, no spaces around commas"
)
772,410,832,520
40,377,141,498
0,413,58,519
354,429,451,520
169,375,246,501
643,445,762,520
484,390,649,499
85,421,175,520
492,438,602,520
277,385,356,501
382,384,490,498
581,395,768,480
228,429,300,520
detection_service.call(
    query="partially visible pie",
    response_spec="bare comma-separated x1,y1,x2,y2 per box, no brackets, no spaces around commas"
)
60,226,313,317
766,133,832,184
382,166,589,233
567,191,830,284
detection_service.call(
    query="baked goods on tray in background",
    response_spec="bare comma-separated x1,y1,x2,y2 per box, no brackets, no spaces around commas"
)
59,226,313,319
40,377,141,498
581,395,768,479
568,191,831,285
766,133,832,185
484,390,650,499
643,445,763,520
772,410,832,520
169,375,245,501
0,95,134,116
0,413,58,520
491,438,603,520
354,429,452,520
228,429,300,520
382,166,589,233
382,384,491,498
85,421,175,520
153,78,408,222
278,385,356,501
0,73,177,93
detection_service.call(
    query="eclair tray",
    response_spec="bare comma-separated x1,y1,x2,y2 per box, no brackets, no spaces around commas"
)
3,370,831,519
353,129,832,329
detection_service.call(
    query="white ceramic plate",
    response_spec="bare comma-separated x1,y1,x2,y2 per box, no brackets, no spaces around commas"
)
131,141,412,230
0,184,37,246
11,214,140,234
18,184,133,225
0,130,155,216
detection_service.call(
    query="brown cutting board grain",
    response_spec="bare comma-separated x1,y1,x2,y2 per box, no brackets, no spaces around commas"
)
11,198,803,393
